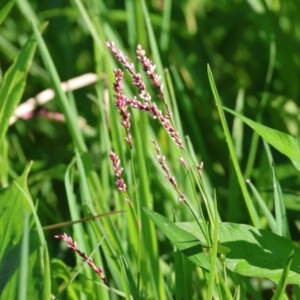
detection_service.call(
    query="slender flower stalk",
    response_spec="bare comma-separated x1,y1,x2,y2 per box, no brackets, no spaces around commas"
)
55,233,108,286
151,140,186,203
109,151,140,230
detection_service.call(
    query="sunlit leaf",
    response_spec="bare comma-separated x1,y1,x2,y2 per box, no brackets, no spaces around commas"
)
223,107,300,171
144,208,300,284
0,34,37,140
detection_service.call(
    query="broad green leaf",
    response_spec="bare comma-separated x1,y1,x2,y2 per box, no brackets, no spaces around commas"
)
144,208,300,284
223,107,300,171
0,33,37,140
0,164,51,299
178,221,300,284
143,207,211,271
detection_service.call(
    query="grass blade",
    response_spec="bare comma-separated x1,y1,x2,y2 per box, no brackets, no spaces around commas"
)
31,21,87,152
223,106,300,171
271,250,294,300
0,0,15,25
0,164,50,299
206,193,219,299
18,211,29,300
207,65,260,228
246,179,276,232
0,33,37,139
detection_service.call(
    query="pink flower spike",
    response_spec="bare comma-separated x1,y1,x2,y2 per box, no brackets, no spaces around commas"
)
109,151,128,193
55,233,108,285
151,140,187,203
179,157,187,168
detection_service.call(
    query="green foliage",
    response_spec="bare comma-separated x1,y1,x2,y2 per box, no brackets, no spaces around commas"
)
1,0,300,299
144,208,300,284
0,31,37,140
224,107,300,171
0,163,50,299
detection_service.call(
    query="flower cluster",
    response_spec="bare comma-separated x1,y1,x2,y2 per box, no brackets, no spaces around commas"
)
113,69,133,148
55,233,107,286
105,41,151,102
136,45,172,119
105,41,184,150
109,151,127,193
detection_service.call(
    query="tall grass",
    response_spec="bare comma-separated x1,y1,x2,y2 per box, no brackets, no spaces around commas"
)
1,1,300,299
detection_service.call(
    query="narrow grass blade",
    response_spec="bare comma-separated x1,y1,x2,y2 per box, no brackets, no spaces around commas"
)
125,1,147,48
0,137,9,186
216,270,234,300
173,212,194,300
246,179,276,232
0,0,15,25
207,65,260,228
0,163,51,299
223,107,300,171
245,39,276,178
133,130,166,300
169,65,212,175
263,139,290,238
16,0,39,24
119,255,141,300
233,285,240,300
0,33,37,140
232,88,244,160
18,212,29,300
227,88,245,222
206,193,219,299
271,164,290,238
73,0,103,51
42,211,125,230
159,0,171,51
31,21,87,152
140,0,171,105
174,249,191,300
271,250,294,300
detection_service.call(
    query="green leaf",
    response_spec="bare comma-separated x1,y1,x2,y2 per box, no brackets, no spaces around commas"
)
32,21,87,153
223,107,300,171
271,250,294,300
207,65,261,228
246,0,265,14
0,164,51,299
178,221,300,284
119,255,141,300
144,208,300,284
143,207,211,270
0,0,16,25
0,33,37,140
206,196,220,299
